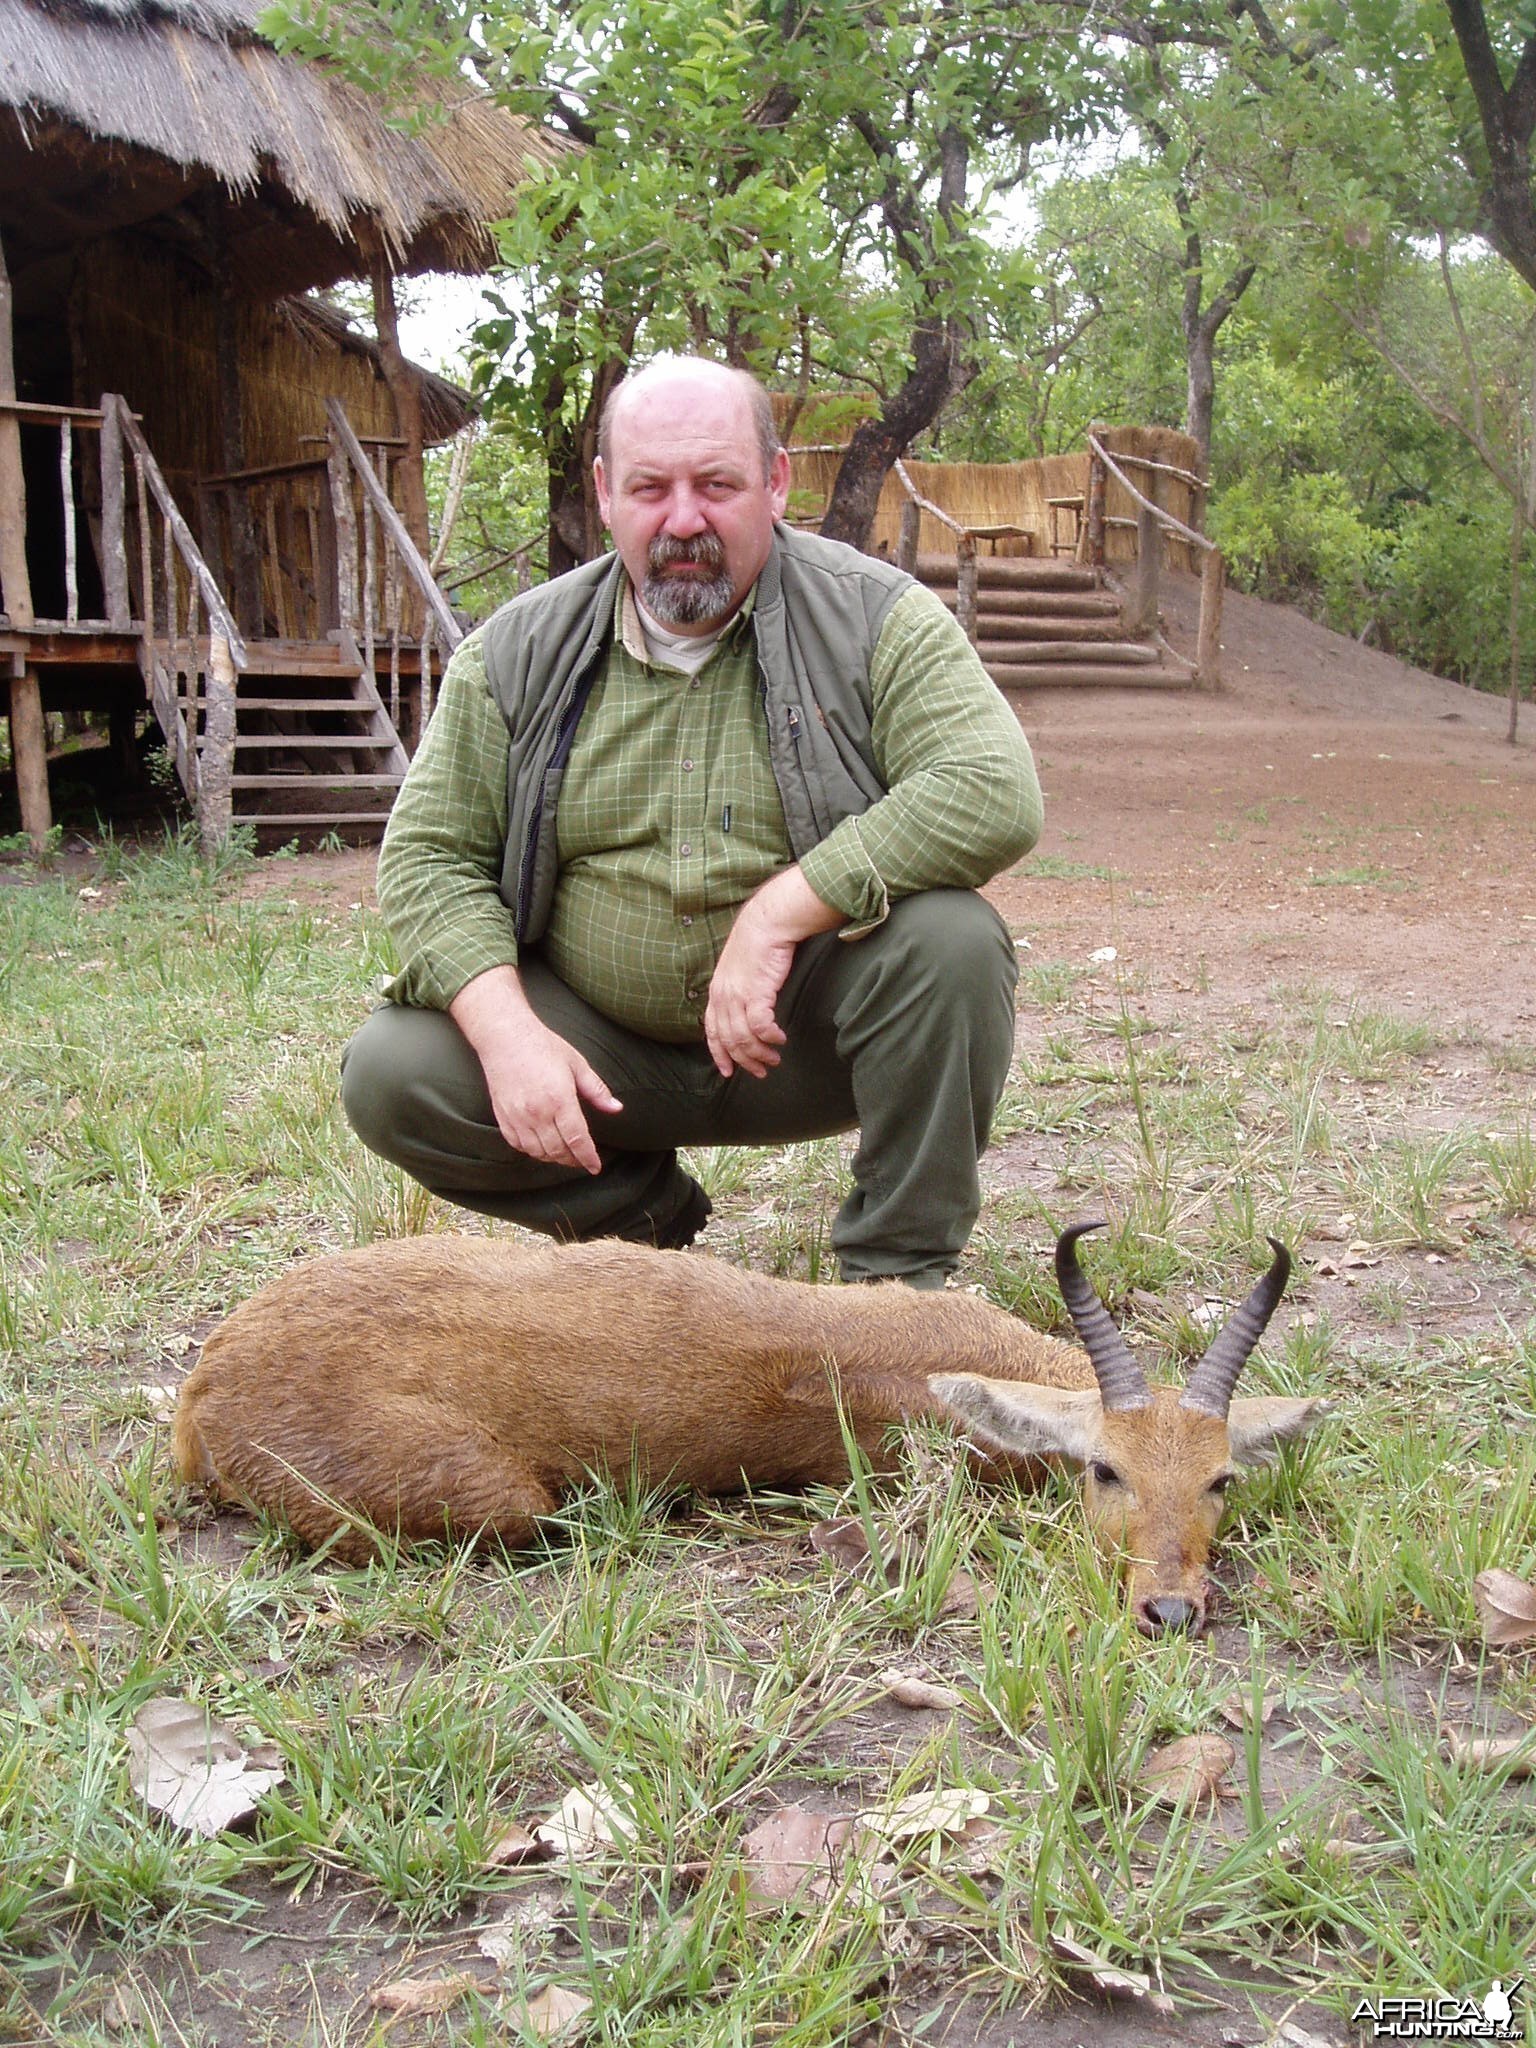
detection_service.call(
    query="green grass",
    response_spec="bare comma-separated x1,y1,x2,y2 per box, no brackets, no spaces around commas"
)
1,832,1535,2044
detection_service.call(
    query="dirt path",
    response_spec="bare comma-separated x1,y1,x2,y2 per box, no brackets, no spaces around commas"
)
985,570,1536,1042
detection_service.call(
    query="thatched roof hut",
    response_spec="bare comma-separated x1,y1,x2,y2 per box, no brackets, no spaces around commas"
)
0,0,561,296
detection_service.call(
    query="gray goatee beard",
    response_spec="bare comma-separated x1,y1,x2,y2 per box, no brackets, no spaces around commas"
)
641,533,736,626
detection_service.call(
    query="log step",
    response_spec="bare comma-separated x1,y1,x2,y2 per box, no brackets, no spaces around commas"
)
932,587,1121,619
976,638,1161,667
916,553,1100,591
967,616,1133,644
985,660,1192,689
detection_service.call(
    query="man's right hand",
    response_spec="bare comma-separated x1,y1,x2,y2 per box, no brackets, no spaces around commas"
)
449,966,622,1175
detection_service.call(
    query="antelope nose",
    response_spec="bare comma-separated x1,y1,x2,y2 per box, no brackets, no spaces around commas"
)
1138,1594,1203,1635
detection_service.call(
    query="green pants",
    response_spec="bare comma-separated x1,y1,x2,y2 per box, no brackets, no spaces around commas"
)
340,889,1018,1288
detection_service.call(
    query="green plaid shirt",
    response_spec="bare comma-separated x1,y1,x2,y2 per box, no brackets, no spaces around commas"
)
378,572,1042,1040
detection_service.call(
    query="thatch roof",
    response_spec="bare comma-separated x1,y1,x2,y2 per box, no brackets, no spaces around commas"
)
277,294,473,443
0,0,562,295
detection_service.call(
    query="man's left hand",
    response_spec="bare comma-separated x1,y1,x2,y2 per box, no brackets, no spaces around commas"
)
706,866,845,1079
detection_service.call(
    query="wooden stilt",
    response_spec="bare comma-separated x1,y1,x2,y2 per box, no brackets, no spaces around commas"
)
10,668,52,850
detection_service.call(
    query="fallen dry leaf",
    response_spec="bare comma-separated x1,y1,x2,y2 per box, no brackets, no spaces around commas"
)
1474,1568,1536,1647
1217,1688,1279,1731
1137,1734,1234,1808
858,1786,992,1844
368,1971,477,2018
1443,1727,1536,1776
534,1783,634,1864
1047,1928,1175,2016
738,1806,851,1906
476,1889,563,1968
523,1983,593,2038
485,1820,548,1868
880,1670,962,1712
134,1383,179,1425
126,1697,284,1839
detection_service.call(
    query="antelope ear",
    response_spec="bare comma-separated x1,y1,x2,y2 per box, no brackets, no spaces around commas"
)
929,1374,1103,1464
1226,1395,1334,1467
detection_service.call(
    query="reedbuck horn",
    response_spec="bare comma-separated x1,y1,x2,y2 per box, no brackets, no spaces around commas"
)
1179,1237,1293,1419
1054,1222,1152,1411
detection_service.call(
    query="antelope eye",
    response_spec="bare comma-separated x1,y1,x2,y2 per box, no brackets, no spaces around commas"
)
1090,1461,1122,1487
1209,1473,1234,1496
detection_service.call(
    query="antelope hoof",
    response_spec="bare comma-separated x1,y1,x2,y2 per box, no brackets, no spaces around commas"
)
1137,1593,1204,1636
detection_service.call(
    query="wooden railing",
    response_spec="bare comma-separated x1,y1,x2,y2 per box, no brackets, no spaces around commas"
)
325,399,462,741
0,398,117,630
893,459,979,643
105,392,248,849
1085,434,1224,688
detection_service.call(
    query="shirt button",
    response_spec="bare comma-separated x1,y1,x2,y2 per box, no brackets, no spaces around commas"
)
690,678,702,690
680,914,694,927
680,843,692,856
682,758,694,772
686,986,702,1002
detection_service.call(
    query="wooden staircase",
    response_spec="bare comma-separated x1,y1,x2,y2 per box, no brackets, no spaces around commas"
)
915,552,1191,690
174,636,410,837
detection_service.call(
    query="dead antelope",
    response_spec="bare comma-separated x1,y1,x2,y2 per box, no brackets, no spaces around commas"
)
173,1222,1329,1633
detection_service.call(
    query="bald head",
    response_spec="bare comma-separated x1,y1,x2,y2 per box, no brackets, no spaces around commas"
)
598,357,782,482
592,353,792,636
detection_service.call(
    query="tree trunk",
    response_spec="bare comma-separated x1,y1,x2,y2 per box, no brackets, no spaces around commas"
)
820,318,971,550
1185,326,1216,472
1508,498,1524,744
368,249,432,563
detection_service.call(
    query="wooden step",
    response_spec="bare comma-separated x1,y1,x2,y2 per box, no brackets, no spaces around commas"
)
968,616,1132,644
916,553,1100,591
985,660,1192,689
188,694,367,713
229,772,404,790
237,640,363,678
233,810,397,829
976,638,1160,667
935,588,1121,619
227,734,398,750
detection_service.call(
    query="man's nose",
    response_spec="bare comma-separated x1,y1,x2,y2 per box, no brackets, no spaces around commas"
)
662,486,710,537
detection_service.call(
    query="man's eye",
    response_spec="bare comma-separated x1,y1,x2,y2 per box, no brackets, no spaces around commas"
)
1090,1461,1121,1487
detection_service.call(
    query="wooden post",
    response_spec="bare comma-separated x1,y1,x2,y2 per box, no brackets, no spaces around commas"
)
326,431,360,642
1127,470,1161,637
0,227,34,629
955,533,978,646
9,666,51,852
1196,546,1225,689
1085,433,1107,569
198,630,237,853
897,498,921,576
0,228,48,848
99,394,130,627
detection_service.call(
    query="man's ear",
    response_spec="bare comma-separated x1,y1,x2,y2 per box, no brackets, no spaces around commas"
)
1226,1395,1334,1467
593,454,612,529
929,1374,1103,1464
